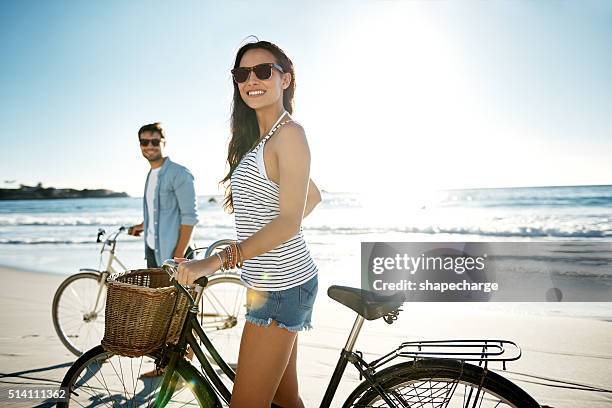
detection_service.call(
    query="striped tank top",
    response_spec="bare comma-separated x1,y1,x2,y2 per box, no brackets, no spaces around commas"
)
231,113,318,291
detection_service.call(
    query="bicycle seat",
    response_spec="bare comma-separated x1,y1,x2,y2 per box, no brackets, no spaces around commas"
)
327,285,405,320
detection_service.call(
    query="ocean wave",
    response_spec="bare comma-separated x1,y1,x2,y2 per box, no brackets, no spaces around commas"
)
462,196,612,208
2,225,609,245
0,218,235,228
0,238,95,245
1,211,611,242
0,218,137,226
304,225,612,238
550,270,612,279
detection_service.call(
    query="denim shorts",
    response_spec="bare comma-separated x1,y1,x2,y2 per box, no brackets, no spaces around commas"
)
245,275,318,332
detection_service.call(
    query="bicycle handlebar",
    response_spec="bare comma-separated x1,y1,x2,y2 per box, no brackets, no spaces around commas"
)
203,239,236,258
161,259,179,277
162,259,209,288
96,226,127,243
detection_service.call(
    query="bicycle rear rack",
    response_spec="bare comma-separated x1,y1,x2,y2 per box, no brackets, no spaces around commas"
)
369,339,522,371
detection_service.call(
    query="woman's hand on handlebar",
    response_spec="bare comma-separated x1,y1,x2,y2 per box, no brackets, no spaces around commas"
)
175,256,220,285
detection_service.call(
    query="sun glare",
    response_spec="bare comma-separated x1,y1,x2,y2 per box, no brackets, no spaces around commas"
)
307,3,513,195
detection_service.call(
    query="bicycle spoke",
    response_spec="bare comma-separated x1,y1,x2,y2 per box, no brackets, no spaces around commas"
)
55,273,108,356
231,286,246,316
71,363,113,408
66,350,204,407
116,357,132,405
131,355,142,404
203,289,231,318
68,285,93,311
464,383,475,408
60,300,90,315
84,359,116,407
109,357,133,404
353,375,518,408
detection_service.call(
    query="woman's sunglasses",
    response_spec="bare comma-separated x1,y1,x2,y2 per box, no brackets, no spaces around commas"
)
139,138,163,147
231,63,284,84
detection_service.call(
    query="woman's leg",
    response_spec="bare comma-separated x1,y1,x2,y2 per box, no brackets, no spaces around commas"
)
272,335,305,408
230,321,298,407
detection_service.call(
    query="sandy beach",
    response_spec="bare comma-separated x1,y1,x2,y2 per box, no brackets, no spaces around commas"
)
0,266,611,407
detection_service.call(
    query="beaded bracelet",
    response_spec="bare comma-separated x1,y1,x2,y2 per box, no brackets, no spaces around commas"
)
236,242,244,268
225,244,234,269
215,252,225,272
223,244,235,270
218,241,244,270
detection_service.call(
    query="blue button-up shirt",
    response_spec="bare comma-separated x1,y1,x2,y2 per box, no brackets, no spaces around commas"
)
143,157,199,266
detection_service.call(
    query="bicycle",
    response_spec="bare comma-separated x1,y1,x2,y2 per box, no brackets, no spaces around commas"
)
52,228,247,363
58,259,541,407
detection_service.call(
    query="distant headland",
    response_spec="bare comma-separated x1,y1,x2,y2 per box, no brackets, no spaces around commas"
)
0,183,129,200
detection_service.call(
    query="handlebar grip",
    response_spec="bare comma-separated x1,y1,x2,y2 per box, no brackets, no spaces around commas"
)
194,276,208,287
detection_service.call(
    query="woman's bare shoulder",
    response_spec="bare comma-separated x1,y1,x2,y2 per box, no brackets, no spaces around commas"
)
274,121,307,146
268,120,309,160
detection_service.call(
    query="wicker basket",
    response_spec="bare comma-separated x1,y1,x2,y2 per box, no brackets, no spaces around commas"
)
101,268,192,357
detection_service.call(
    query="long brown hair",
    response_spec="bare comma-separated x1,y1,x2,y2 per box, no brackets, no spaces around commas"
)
220,40,296,213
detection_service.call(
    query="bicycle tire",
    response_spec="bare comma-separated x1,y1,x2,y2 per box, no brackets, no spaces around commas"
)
52,272,106,356
343,358,540,408
58,344,219,407
199,273,247,369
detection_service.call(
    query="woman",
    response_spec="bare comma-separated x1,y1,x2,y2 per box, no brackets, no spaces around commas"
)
176,40,321,407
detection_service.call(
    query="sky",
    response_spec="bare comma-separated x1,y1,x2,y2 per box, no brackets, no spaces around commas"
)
1,0,611,197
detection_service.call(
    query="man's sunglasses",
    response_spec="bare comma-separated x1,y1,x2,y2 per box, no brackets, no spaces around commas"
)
139,138,163,147
231,63,284,84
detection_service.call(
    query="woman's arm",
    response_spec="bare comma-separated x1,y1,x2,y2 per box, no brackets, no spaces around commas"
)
304,178,321,218
176,123,312,284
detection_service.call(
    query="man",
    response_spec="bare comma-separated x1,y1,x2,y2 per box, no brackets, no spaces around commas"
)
128,122,199,268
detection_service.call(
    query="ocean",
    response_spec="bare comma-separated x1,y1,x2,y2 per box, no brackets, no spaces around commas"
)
1,185,611,320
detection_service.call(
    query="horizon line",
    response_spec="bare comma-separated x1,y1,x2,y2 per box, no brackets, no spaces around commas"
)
2,182,611,199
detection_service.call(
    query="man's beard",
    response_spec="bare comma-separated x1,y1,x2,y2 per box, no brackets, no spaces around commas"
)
143,151,162,162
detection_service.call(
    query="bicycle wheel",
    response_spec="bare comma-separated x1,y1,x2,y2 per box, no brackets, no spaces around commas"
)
198,274,247,369
59,345,216,407
343,358,539,408
53,272,107,356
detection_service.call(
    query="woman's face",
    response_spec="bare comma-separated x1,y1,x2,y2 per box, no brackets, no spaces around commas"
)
237,48,291,111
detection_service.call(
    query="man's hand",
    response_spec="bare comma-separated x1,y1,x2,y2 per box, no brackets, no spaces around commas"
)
173,224,194,259
172,249,187,259
128,223,144,237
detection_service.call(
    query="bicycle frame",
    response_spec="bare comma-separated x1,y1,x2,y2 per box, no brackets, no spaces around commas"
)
154,283,234,407
153,279,398,408
98,227,130,275
81,228,129,314
154,258,526,408
131,256,531,408
320,315,399,407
